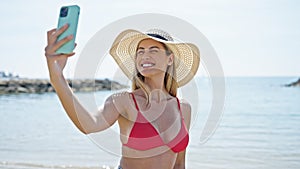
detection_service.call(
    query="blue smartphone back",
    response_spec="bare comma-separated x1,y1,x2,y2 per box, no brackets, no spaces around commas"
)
56,5,80,54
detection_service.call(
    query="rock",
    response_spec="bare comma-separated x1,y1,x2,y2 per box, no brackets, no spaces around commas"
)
0,78,127,94
285,78,300,87
0,80,8,86
16,86,29,93
4,86,16,93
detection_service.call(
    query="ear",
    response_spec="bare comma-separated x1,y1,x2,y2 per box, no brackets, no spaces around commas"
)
167,53,174,66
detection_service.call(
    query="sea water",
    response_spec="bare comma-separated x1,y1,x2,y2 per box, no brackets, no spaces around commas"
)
0,77,299,169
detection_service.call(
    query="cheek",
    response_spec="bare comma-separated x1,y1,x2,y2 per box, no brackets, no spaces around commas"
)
135,57,142,70
156,57,169,68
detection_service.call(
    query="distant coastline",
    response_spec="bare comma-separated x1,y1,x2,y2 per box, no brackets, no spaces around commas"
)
285,78,300,87
0,78,127,94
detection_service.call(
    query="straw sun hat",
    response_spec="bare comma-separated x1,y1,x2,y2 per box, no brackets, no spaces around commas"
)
109,29,200,87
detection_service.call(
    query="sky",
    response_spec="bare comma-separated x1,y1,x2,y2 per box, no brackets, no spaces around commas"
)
0,0,299,78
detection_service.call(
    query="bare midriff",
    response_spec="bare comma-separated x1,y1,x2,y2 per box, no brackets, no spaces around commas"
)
120,148,177,169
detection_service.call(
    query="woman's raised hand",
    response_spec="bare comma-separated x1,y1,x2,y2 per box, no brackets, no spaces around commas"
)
44,24,76,78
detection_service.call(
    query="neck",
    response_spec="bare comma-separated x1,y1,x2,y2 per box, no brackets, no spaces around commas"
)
144,75,166,92
143,75,169,102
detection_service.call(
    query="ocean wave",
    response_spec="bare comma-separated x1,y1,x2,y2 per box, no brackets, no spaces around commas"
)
0,161,115,169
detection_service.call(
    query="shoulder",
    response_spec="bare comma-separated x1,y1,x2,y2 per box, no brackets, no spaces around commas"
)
105,91,132,112
179,99,191,114
178,98,192,129
108,91,132,103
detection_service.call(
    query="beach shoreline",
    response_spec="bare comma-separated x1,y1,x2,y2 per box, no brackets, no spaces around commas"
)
0,161,116,169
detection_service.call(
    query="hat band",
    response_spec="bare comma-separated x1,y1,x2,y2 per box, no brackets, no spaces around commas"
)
146,33,168,41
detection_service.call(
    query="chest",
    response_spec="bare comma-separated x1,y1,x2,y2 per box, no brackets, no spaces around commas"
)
122,99,183,142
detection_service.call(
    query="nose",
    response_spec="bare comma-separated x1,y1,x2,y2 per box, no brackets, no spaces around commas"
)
141,54,151,60
139,51,152,60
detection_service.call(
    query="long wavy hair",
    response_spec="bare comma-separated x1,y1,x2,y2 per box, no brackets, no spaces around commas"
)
132,39,178,102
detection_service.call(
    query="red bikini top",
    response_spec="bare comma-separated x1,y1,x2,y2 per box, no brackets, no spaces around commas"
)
123,93,189,153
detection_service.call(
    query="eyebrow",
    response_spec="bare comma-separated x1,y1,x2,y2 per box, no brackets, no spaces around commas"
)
137,46,160,50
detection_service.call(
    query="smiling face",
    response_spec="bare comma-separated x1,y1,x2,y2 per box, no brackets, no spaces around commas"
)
135,38,173,78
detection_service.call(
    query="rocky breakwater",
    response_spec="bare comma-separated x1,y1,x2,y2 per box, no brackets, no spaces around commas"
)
0,78,127,94
285,78,300,87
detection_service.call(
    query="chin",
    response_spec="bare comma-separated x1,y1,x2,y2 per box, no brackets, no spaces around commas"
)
139,69,165,78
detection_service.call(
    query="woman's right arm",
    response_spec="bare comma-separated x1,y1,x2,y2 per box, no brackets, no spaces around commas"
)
44,25,121,134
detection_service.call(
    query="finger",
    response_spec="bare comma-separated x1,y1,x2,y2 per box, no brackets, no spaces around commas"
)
47,29,59,45
52,35,73,52
66,52,76,57
53,24,69,38
54,52,75,58
48,24,69,45
44,48,60,57
47,28,57,43
45,51,74,60
54,52,75,60
44,45,58,57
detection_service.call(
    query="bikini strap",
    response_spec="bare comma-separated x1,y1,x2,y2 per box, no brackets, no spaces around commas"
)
175,97,184,120
131,93,183,119
130,93,140,111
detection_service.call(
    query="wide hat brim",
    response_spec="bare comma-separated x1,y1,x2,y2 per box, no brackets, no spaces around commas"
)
109,29,200,87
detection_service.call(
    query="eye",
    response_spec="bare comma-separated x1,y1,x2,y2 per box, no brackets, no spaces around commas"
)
149,49,159,54
137,50,145,56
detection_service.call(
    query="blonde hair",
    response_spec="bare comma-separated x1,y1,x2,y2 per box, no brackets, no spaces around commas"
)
132,40,178,102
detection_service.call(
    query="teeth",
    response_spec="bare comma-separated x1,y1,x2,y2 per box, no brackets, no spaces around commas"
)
142,63,154,67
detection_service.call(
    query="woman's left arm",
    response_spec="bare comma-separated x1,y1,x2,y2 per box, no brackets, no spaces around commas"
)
174,150,187,169
173,101,192,169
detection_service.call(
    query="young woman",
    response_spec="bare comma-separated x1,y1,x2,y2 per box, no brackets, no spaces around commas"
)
44,25,200,169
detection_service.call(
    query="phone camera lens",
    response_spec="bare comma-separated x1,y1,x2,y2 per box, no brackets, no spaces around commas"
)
60,7,68,17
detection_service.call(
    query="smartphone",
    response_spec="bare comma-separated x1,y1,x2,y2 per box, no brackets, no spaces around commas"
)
55,5,80,54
